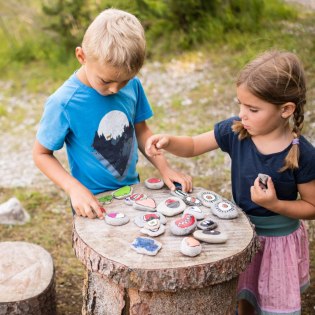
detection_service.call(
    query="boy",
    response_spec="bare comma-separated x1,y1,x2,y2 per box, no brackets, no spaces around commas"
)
33,9,192,220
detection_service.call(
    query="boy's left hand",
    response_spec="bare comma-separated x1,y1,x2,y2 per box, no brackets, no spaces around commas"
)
250,176,278,209
159,167,192,193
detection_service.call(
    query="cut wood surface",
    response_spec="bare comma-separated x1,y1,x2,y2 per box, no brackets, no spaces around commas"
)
0,241,56,315
73,184,259,292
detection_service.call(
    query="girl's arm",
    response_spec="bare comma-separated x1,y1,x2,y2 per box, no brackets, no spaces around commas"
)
145,130,219,158
251,177,315,219
135,121,193,192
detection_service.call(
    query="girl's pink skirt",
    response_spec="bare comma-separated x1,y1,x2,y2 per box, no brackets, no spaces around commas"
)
237,222,310,315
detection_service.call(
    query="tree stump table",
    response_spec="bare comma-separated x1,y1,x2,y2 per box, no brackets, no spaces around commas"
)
72,184,259,315
0,241,56,315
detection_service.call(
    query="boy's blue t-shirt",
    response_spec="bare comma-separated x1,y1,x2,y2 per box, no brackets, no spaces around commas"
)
214,117,315,216
36,74,153,194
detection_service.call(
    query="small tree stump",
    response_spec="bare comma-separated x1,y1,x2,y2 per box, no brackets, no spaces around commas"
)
73,184,259,315
0,241,56,315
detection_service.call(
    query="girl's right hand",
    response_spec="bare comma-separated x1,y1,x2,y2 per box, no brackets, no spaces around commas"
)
68,183,105,219
145,134,170,157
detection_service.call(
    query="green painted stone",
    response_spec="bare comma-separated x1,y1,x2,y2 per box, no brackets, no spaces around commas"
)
112,186,132,199
98,195,113,204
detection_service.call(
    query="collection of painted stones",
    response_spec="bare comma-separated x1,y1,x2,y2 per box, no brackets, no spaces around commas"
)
101,183,238,257
144,177,165,190
105,212,130,226
131,237,162,256
157,197,186,216
180,237,202,257
170,214,197,236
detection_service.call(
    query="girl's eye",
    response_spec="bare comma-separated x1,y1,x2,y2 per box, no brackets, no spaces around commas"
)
249,108,258,113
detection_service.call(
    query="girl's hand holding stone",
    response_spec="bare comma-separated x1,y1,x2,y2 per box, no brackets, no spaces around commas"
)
250,176,278,210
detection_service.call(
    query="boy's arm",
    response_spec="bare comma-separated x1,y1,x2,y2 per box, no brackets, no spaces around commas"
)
32,140,105,219
135,121,193,192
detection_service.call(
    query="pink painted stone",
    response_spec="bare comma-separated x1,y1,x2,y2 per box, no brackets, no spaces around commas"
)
148,178,162,183
137,199,156,208
186,237,200,247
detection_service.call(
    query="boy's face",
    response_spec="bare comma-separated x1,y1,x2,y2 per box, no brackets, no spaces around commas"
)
76,47,134,96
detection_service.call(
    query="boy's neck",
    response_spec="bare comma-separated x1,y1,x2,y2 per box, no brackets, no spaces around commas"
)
76,66,91,87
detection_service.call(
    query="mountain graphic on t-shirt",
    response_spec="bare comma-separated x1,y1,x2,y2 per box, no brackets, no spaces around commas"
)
92,110,134,179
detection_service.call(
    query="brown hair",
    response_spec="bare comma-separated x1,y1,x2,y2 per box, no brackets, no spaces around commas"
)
232,50,306,171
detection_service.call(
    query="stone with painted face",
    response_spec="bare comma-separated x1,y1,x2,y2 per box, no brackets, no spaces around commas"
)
105,212,130,226
144,177,165,190
170,213,197,236
134,212,167,227
211,199,239,219
193,229,228,243
184,206,205,220
180,237,202,257
157,197,186,217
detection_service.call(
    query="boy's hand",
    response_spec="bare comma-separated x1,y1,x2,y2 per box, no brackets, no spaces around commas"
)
69,184,105,219
145,134,170,157
250,176,278,210
160,166,193,193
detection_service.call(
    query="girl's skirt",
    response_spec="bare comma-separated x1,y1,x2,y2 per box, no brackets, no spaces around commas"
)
237,221,310,315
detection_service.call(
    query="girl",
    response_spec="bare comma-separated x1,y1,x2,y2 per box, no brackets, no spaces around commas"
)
145,50,315,315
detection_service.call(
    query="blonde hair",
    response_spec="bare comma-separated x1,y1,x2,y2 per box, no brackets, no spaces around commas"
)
232,50,306,172
82,8,146,75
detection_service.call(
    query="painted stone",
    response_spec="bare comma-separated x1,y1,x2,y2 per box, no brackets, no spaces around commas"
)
258,173,268,190
98,194,113,205
157,197,186,217
134,212,167,228
170,214,197,236
183,196,202,207
211,200,239,219
112,186,132,199
197,190,221,208
197,218,218,230
184,206,205,220
124,193,147,206
180,237,202,257
131,237,162,256
170,189,188,199
140,219,166,237
193,229,228,243
174,182,182,189
144,177,164,190
105,212,129,226
133,198,157,212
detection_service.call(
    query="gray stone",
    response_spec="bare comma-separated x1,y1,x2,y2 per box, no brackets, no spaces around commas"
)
193,229,228,243
170,214,197,236
105,212,130,226
211,200,239,219
197,218,218,230
144,177,165,189
134,212,167,228
0,197,30,225
180,237,202,257
140,219,166,237
197,191,221,208
184,206,205,220
157,197,186,217
258,173,269,190
170,189,188,199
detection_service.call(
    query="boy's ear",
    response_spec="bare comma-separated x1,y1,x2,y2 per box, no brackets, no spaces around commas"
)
281,102,296,119
75,47,86,65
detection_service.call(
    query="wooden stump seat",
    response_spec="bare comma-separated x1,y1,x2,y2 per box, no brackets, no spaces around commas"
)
73,184,259,315
0,241,56,315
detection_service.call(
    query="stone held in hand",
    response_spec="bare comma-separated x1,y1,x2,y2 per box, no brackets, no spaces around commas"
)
134,212,167,228
197,218,218,230
258,173,268,190
197,190,221,208
170,213,197,236
144,177,165,190
140,219,166,237
124,193,147,206
180,237,202,257
105,212,130,226
0,197,30,225
184,206,205,220
211,199,239,219
157,197,186,217
193,229,228,244
130,237,162,256
133,198,157,212
112,186,132,200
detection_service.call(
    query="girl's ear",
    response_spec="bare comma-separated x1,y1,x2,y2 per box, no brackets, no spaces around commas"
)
281,102,296,119
75,47,86,65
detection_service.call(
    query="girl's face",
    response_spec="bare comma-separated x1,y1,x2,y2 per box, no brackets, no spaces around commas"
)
236,84,285,137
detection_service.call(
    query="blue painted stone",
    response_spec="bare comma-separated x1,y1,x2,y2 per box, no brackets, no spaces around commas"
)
131,237,162,256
